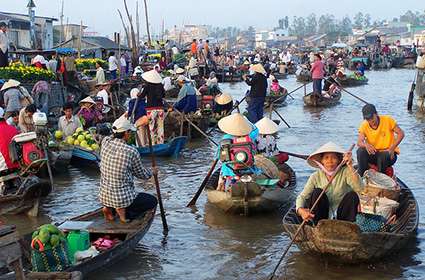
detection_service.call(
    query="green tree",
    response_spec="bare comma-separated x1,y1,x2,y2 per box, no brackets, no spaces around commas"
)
364,14,372,27
353,12,364,29
306,13,318,36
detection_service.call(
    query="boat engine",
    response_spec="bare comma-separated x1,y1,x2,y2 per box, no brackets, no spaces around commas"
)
219,136,256,174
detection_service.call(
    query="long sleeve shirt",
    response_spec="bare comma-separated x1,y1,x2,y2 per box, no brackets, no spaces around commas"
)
3,88,23,112
245,73,267,98
311,60,325,79
296,166,364,215
0,30,8,53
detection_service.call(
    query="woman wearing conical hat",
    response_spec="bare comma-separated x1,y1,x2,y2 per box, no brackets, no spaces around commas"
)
77,96,103,129
296,142,363,225
243,63,268,123
213,92,233,117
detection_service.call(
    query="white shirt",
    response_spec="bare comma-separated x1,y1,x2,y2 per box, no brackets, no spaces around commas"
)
96,67,106,84
97,89,110,113
108,56,119,71
162,77,173,91
120,57,126,67
0,30,8,53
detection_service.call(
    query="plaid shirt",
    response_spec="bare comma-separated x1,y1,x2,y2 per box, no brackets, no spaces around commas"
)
99,136,151,208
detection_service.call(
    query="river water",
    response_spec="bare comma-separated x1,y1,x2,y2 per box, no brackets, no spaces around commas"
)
2,69,425,280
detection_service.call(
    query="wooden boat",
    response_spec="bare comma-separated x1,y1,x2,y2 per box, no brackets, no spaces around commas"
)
205,167,296,215
71,147,100,166
137,136,187,157
0,174,51,216
415,69,425,112
164,112,210,140
273,72,288,80
303,91,341,107
265,88,288,107
336,76,368,87
282,178,419,263
296,73,312,83
19,206,156,277
49,148,73,171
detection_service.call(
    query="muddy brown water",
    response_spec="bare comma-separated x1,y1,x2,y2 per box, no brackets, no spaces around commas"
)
2,69,425,280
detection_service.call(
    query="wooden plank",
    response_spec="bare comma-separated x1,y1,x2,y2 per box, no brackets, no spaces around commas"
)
0,226,16,237
27,271,82,280
0,232,19,247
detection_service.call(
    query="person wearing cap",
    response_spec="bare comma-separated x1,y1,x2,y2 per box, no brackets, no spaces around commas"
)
18,104,37,133
357,104,404,176
296,142,363,225
58,102,82,138
0,107,19,175
99,116,158,223
77,96,103,129
95,61,106,85
216,113,260,191
142,70,165,145
2,79,24,118
243,63,268,123
174,75,198,114
0,22,9,67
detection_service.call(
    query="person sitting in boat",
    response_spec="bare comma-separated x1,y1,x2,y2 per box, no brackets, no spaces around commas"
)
278,62,287,74
214,92,233,117
205,71,219,95
322,73,340,98
77,96,103,129
18,104,37,133
174,76,198,114
296,142,363,225
99,116,158,223
162,70,175,92
58,102,82,138
270,79,283,96
355,62,366,77
95,82,111,114
216,113,261,191
356,104,404,177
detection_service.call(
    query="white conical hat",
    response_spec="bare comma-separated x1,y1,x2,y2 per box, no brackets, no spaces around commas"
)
79,96,96,105
142,70,162,84
255,117,279,135
307,142,345,168
175,67,185,74
215,92,233,105
250,63,266,75
1,79,21,91
218,113,253,136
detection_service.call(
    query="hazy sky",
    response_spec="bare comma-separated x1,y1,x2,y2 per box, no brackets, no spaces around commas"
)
4,0,425,37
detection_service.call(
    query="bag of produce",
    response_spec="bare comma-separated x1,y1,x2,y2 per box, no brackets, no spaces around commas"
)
30,224,71,272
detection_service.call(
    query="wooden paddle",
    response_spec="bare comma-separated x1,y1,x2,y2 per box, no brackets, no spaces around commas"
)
186,158,219,207
145,128,169,234
407,72,417,111
272,108,290,128
269,144,355,280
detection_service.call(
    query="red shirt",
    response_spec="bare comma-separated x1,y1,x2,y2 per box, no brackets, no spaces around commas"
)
311,60,325,79
191,42,197,55
0,121,19,170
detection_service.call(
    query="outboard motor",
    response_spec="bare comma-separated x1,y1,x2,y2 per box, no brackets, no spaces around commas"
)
219,136,256,175
9,132,45,170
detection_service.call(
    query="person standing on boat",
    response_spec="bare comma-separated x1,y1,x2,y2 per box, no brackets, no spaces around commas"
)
243,63,267,123
99,116,158,223
58,102,82,138
356,104,405,176
127,88,148,147
311,54,325,96
0,22,9,67
296,142,363,225
141,70,165,145
108,51,119,80
2,79,24,119
0,107,19,173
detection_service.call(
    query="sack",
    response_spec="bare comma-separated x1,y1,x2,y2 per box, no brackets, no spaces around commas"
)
363,169,400,201
31,241,71,272
359,195,399,219
416,55,425,69
355,213,392,232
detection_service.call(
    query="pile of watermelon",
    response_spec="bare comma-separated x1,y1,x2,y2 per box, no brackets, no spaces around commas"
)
32,224,66,251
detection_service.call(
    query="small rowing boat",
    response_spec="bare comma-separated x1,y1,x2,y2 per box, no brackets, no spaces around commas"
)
20,206,156,277
303,91,342,107
336,76,368,87
137,136,187,157
282,177,418,263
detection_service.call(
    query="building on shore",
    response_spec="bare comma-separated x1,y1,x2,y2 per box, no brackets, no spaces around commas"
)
0,11,56,50
166,24,210,45
53,23,88,46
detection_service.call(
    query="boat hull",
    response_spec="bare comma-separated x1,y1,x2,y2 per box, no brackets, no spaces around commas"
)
71,147,100,166
303,91,341,107
137,136,187,157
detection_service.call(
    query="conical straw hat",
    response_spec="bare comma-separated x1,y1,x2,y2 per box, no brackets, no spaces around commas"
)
175,67,185,74
255,117,279,135
1,79,21,91
142,69,162,84
218,113,253,136
307,142,345,168
215,92,233,105
79,96,96,105
250,63,266,75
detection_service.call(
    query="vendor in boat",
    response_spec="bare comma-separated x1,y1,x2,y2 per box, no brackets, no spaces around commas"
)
243,63,267,123
355,62,366,77
0,107,19,175
205,71,219,95
95,82,111,114
216,113,260,191
77,96,103,129
95,61,106,85
356,104,404,176
142,70,165,145
322,73,340,98
18,104,37,132
58,102,82,138
99,116,158,223
174,75,197,114
270,78,283,96
126,88,149,147
296,142,363,225
214,92,233,117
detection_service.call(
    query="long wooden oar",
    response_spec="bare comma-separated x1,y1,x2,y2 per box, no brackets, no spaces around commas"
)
326,77,369,105
266,82,311,108
272,109,290,128
186,159,219,207
269,144,355,280
407,72,417,111
145,128,169,234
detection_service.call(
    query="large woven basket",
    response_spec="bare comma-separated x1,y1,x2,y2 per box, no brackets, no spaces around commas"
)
363,170,400,201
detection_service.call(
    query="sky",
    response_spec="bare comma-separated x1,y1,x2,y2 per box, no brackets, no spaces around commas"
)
3,0,425,37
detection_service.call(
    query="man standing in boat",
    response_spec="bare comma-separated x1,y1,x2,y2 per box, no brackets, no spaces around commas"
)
356,104,405,176
99,117,157,223
243,63,267,123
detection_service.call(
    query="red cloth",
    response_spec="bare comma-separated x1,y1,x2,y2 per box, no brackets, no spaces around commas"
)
311,60,325,79
0,121,19,170
369,164,394,177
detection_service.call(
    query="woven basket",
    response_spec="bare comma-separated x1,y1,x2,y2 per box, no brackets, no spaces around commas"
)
363,170,400,201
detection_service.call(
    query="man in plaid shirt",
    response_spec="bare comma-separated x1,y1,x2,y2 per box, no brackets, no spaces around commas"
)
99,116,157,223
